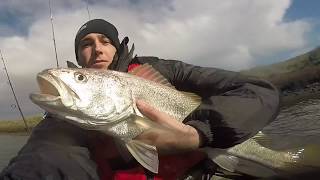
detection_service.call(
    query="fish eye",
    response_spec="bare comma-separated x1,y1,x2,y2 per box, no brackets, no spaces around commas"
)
74,72,87,83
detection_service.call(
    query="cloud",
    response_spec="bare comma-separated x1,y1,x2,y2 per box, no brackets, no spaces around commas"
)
126,0,311,69
85,0,311,70
0,0,314,119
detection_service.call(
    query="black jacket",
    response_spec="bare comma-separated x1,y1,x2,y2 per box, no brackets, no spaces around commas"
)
0,40,280,179
131,57,279,148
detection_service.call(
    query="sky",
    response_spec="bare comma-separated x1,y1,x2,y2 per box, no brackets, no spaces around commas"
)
0,0,319,120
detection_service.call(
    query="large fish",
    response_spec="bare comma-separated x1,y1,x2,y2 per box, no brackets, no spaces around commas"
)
30,64,320,177
29,64,201,173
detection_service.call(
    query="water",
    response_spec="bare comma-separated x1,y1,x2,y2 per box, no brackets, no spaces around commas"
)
261,98,320,150
0,134,29,171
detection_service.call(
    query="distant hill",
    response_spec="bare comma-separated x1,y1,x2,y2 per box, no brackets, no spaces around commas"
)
242,47,320,106
242,47,320,79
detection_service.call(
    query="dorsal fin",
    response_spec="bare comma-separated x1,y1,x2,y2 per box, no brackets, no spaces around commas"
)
129,63,202,104
181,91,202,103
66,61,79,68
129,63,174,88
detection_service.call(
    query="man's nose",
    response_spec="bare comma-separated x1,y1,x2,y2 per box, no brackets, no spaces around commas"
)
94,42,103,53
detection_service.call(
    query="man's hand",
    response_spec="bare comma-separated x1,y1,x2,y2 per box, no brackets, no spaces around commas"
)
134,100,202,155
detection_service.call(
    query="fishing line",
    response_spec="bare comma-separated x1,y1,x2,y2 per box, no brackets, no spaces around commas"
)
0,49,30,133
86,0,91,20
48,0,59,68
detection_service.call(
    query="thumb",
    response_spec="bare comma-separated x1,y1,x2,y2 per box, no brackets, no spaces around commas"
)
136,100,184,130
136,100,163,123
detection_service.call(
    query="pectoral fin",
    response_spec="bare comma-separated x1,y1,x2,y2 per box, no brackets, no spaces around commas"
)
126,139,159,173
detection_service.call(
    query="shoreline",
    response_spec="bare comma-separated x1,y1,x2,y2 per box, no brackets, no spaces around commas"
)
0,132,31,136
0,116,41,134
280,81,320,108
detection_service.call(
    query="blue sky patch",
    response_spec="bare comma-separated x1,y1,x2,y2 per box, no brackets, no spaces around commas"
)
0,9,31,37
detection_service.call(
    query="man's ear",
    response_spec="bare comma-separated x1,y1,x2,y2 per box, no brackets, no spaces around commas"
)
67,61,80,68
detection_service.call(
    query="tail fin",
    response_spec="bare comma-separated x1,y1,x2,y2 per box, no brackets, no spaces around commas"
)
288,144,320,168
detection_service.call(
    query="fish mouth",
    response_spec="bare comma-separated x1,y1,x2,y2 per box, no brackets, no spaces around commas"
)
30,71,79,108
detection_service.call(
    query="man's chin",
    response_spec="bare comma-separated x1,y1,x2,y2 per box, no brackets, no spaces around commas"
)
90,62,109,69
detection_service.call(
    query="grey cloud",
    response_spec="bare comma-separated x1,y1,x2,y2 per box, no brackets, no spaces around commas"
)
0,0,95,37
0,0,173,37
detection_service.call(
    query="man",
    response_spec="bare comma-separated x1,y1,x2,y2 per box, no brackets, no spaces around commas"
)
0,19,279,180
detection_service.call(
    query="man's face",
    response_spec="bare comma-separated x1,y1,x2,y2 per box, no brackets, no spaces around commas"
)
77,33,117,69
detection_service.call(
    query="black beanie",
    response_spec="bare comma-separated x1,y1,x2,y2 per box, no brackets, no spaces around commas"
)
74,19,120,62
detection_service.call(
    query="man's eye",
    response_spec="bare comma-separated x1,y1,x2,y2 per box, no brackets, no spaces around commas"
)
80,42,91,48
74,72,88,83
102,40,110,45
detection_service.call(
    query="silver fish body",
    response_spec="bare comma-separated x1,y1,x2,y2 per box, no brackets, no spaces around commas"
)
30,65,201,173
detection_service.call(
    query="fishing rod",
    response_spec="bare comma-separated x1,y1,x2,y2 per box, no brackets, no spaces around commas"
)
0,50,30,133
48,0,59,68
86,0,91,20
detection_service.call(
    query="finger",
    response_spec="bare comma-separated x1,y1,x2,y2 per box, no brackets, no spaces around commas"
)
136,100,188,130
136,100,163,123
136,100,177,125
